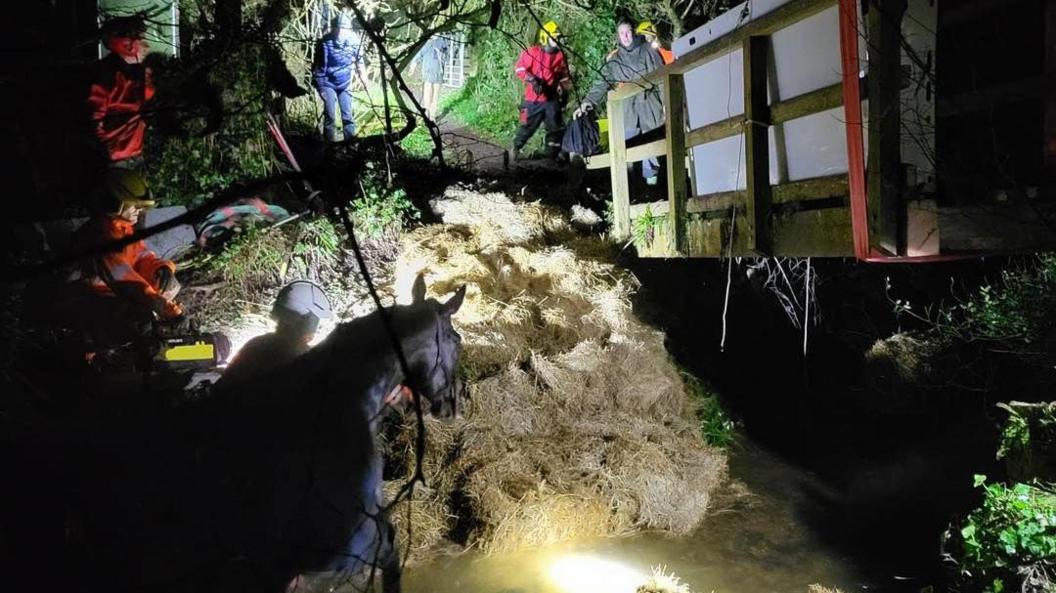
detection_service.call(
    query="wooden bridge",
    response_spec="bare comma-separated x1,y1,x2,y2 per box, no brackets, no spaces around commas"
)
587,0,1056,260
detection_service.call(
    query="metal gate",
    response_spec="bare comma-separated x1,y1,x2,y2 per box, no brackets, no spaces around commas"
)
443,31,467,88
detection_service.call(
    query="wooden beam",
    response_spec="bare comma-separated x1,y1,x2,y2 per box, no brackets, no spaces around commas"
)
610,0,838,102
608,96,631,240
664,72,689,254
584,140,667,170
743,35,773,254
629,174,850,218
632,207,854,258
685,115,743,148
627,139,667,164
866,0,907,255
584,153,611,170
686,81,847,147
770,82,847,124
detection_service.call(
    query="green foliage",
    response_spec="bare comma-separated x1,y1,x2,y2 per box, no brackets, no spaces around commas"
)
146,42,275,207
998,403,1056,484
681,371,735,448
957,476,1056,593
934,254,1056,345
999,410,1033,462
206,225,290,291
350,163,421,238
399,125,436,158
632,205,666,247
442,1,620,146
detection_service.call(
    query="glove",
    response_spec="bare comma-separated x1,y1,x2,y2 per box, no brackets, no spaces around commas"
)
155,267,182,300
152,297,183,321
557,86,569,107
526,74,545,96
573,102,594,119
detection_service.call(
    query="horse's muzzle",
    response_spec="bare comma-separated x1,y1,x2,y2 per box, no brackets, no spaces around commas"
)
430,377,461,420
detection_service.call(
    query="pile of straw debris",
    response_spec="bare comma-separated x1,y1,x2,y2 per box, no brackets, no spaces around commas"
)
383,187,727,558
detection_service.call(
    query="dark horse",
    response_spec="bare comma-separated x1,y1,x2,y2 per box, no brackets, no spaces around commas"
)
0,274,465,593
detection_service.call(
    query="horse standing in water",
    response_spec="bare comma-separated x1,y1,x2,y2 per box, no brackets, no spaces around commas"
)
1,275,465,593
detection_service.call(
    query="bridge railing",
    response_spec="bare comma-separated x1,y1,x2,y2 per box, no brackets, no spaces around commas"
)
587,0,875,258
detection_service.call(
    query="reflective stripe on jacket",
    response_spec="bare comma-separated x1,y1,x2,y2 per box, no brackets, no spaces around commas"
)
74,215,175,308
87,53,154,162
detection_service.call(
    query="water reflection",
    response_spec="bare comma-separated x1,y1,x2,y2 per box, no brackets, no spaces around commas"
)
404,444,866,593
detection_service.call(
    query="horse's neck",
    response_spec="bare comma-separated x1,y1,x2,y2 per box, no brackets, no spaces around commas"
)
294,310,431,425
360,361,401,429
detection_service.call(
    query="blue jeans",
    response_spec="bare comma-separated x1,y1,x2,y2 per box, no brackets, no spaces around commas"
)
625,126,658,180
318,85,356,141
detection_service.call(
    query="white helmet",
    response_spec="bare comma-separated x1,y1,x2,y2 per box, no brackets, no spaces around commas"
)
272,280,332,333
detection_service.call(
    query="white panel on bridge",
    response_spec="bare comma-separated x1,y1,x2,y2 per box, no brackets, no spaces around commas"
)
672,0,872,196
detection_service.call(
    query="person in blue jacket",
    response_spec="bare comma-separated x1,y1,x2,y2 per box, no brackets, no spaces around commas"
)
313,13,364,142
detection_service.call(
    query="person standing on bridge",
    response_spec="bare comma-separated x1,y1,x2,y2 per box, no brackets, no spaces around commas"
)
637,21,674,65
575,18,665,185
510,20,572,161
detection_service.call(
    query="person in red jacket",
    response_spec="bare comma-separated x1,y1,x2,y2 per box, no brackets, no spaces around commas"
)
510,20,572,161
71,169,182,323
88,16,155,166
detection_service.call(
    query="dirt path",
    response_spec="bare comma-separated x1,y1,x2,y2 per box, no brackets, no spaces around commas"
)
432,116,569,179
434,119,509,172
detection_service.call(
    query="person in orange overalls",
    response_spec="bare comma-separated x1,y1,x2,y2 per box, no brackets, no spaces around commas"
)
88,16,155,167
70,169,182,327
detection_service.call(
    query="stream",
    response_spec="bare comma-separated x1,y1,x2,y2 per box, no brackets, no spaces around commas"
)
405,443,875,593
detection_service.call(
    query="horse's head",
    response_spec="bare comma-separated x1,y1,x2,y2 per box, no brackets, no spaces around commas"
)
402,274,466,419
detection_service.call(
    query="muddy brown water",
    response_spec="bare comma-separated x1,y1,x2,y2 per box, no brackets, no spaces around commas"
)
404,443,873,593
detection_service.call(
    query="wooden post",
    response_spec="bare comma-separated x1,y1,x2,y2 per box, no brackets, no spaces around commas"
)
866,0,906,255
664,72,689,255
743,35,773,255
608,95,631,240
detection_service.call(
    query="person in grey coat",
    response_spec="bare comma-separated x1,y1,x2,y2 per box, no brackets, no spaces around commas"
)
418,35,449,119
575,18,665,183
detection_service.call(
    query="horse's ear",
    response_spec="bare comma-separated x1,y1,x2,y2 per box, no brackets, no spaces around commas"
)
411,273,427,303
442,285,467,316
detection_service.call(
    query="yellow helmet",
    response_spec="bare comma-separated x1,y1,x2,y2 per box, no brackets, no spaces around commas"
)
538,20,561,45
103,168,156,213
636,20,658,38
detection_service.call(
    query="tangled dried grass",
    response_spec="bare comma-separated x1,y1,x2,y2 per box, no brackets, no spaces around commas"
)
637,567,694,593
385,188,727,558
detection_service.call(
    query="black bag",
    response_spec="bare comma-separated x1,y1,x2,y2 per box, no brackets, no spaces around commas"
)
561,111,601,157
